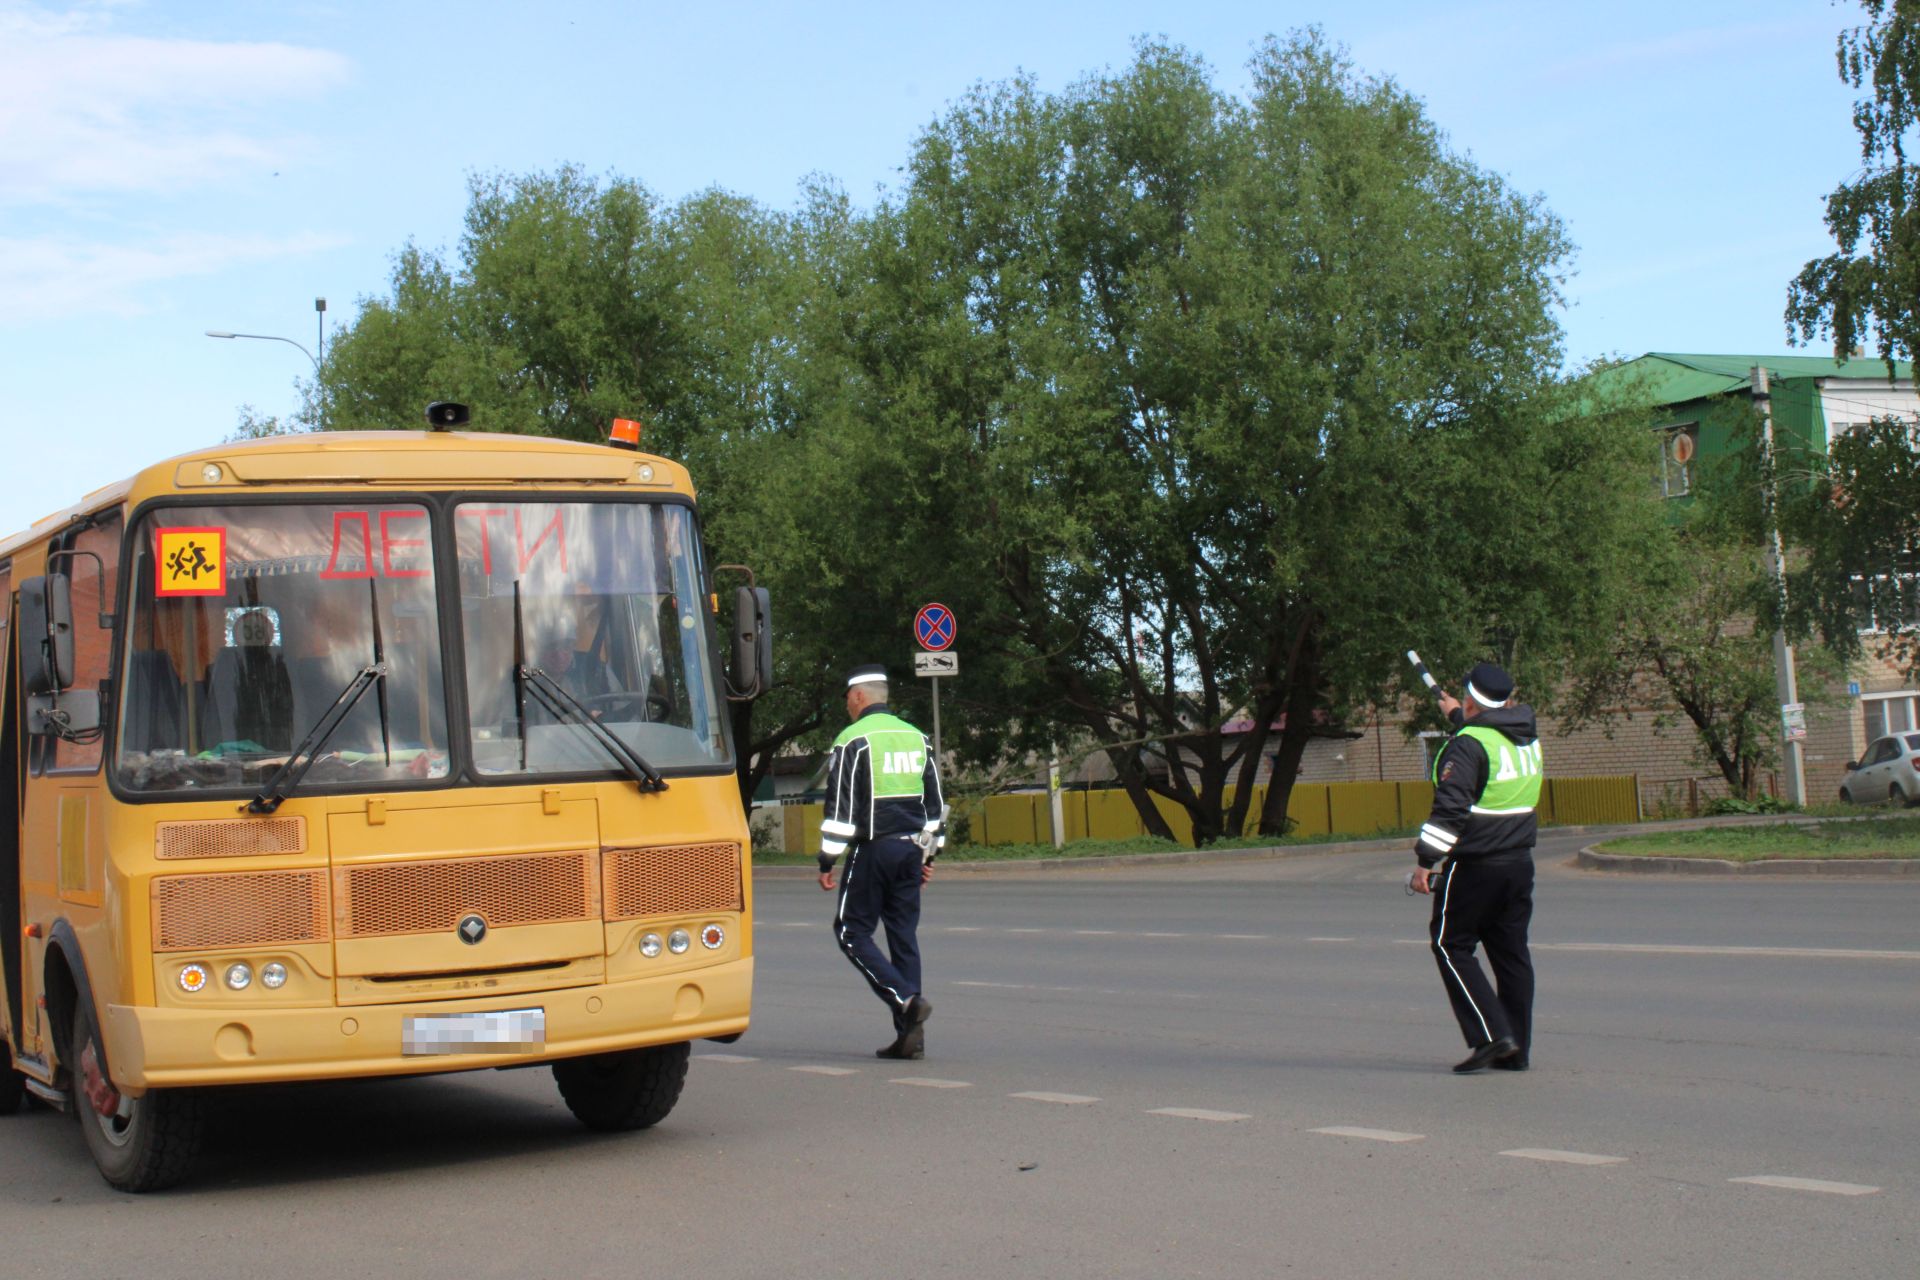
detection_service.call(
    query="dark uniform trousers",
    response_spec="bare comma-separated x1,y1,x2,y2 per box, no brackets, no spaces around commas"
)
1429,854,1534,1054
833,835,924,1034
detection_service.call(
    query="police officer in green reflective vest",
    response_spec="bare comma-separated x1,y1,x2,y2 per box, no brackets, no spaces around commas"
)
1408,662,1541,1074
817,665,946,1059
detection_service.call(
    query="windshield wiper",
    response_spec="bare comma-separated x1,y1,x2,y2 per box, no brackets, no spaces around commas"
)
511,581,666,793
246,661,386,814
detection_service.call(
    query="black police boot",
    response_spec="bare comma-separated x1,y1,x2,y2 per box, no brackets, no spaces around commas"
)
1452,1036,1518,1074
876,1024,925,1060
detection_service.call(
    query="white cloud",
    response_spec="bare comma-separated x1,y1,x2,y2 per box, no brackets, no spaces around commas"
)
0,3,351,202
0,229,349,322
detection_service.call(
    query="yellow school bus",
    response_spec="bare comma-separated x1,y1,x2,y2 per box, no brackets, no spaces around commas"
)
0,407,768,1190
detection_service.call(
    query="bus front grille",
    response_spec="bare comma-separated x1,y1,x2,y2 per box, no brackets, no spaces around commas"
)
155,816,307,860
333,850,598,938
152,870,331,951
603,842,742,920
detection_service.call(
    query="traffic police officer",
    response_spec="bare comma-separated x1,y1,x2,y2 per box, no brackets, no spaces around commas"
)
1408,662,1540,1073
817,664,946,1059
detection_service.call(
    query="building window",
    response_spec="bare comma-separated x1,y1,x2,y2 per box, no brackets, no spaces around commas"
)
1658,424,1697,498
1419,730,1447,776
1863,692,1920,743
1851,574,1920,634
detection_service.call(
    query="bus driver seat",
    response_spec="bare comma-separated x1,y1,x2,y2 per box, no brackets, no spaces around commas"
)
200,608,294,752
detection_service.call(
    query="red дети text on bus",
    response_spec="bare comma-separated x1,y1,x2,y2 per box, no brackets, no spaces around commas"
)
455,507,569,575
320,510,431,580
319,508,568,580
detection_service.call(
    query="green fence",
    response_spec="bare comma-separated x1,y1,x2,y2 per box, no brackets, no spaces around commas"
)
780,774,1639,854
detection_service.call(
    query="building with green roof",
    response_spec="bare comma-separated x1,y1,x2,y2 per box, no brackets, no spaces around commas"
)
1587,352,1915,502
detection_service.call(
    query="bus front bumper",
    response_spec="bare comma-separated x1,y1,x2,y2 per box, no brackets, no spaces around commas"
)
101,957,753,1090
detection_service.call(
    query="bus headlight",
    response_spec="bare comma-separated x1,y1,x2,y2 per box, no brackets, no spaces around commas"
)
639,933,663,958
260,962,288,989
667,929,691,955
225,962,253,990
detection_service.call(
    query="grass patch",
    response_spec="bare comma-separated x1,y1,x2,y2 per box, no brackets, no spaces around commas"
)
1596,815,1920,862
753,825,1420,866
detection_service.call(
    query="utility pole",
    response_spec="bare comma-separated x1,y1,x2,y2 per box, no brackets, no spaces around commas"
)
1753,364,1807,805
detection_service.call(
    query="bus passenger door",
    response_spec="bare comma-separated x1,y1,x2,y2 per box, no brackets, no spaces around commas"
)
0,561,21,1058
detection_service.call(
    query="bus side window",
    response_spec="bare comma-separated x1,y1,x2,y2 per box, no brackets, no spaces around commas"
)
49,514,122,773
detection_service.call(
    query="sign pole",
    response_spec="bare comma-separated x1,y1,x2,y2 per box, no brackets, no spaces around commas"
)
931,675,941,765
1048,741,1065,850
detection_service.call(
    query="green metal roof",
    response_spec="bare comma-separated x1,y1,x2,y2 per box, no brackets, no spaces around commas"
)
1586,352,1913,410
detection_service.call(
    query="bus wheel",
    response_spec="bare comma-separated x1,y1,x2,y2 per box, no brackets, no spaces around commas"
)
72,1007,205,1192
0,1043,24,1115
553,1041,690,1132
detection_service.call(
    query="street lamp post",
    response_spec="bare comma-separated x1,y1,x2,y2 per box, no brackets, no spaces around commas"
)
205,330,320,376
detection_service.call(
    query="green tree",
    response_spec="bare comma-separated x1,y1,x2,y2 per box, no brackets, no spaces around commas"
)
315,168,891,807
1787,0,1920,367
1780,414,1920,672
850,34,1654,842
1563,516,1840,801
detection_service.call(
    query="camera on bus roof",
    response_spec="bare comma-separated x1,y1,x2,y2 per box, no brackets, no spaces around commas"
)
425,401,471,430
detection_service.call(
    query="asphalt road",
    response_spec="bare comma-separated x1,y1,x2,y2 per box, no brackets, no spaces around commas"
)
2,832,1914,1279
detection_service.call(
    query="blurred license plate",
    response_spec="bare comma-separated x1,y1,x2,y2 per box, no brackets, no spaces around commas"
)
402,1007,545,1055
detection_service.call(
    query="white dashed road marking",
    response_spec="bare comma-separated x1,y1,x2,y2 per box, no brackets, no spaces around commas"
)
890,1078,973,1089
790,1065,860,1076
1011,1092,1100,1105
1141,931,1185,938
1501,1148,1626,1166
1730,1176,1881,1196
697,1053,758,1063
1075,929,1117,935
1309,936,1354,943
1310,1127,1425,1143
1393,939,1920,962
1149,1108,1251,1122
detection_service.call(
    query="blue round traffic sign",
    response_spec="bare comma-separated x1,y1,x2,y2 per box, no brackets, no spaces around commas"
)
914,603,956,652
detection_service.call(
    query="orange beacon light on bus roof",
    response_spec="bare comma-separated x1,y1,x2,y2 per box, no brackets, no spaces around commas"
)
608,417,643,450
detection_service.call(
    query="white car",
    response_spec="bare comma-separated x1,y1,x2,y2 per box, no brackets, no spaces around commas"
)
1838,734,1920,805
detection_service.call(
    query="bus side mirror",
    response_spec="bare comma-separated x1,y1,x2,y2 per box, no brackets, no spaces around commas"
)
19,574,75,694
730,586,771,700
20,572,98,739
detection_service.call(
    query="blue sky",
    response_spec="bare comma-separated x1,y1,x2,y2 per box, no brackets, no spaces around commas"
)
0,0,1867,536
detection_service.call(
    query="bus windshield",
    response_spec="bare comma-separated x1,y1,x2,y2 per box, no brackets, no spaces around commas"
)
456,500,726,776
114,498,730,795
116,502,452,793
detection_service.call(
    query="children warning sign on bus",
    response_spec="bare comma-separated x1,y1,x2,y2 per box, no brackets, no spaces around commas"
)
155,527,226,596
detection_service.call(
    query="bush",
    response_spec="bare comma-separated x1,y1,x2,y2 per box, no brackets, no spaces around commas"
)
1703,794,1798,817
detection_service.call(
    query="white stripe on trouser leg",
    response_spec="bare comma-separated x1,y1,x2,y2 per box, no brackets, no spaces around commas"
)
1433,863,1493,1042
834,848,910,1011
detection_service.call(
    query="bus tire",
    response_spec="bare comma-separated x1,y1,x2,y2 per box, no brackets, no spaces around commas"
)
72,1007,205,1192
553,1041,690,1132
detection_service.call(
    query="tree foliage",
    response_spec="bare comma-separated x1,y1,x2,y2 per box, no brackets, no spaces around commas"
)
1787,0,1920,367
1780,414,1920,672
315,169,913,804
849,34,1656,841
312,36,1669,842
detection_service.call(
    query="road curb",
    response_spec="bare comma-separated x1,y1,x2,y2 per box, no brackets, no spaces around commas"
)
1575,844,1920,876
750,813,1839,880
